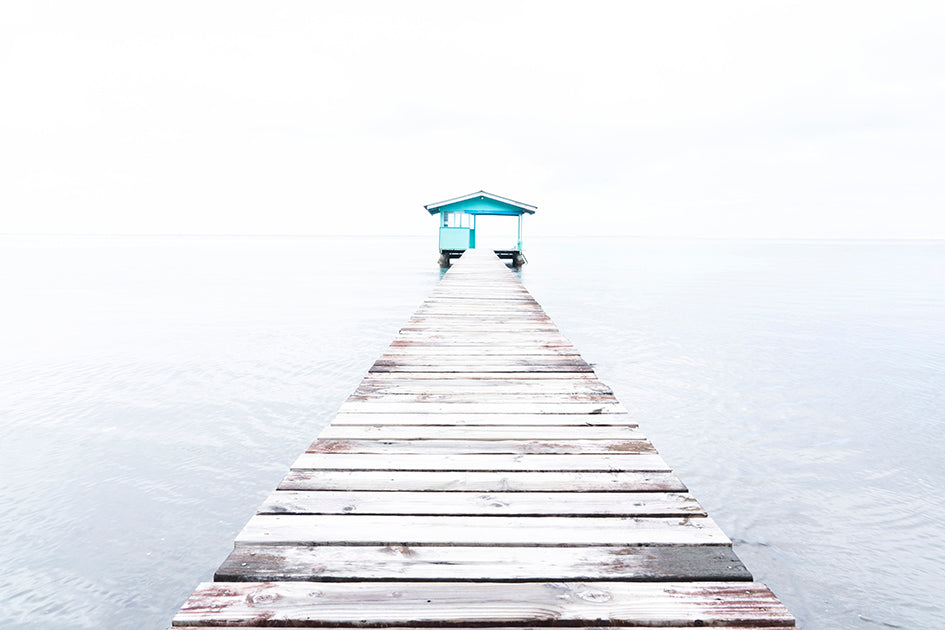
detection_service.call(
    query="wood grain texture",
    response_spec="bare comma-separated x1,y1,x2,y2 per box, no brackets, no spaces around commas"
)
174,627,795,629
289,452,670,472
365,372,598,380
329,413,637,427
215,545,750,582
258,491,704,517
355,381,614,394
379,347,586,356
235,514,730,546
370,365,596,373
317,425,644,440
278,470,687,493
370,360,594,372
305,440,655,454
173,581,794,627
336,402,628,414
344,394,619,404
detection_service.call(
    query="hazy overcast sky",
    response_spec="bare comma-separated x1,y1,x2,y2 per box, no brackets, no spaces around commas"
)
2,2,944,238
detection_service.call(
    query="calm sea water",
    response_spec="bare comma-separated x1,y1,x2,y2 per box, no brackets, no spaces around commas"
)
1,235,942,629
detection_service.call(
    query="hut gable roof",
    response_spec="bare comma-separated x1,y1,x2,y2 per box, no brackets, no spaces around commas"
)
425,191,537,215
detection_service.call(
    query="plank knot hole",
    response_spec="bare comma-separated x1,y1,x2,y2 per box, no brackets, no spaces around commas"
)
575,587,613,604
246,589,280,606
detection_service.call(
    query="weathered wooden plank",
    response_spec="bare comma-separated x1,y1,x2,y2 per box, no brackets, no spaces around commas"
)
405,315,555,323
329,413,638,426
379,361,583,370
425,294,536,298
392,333,573,341
429,285,532,291
394,326,572,338
426,288,530,292
417,300,541,305
235,514,730,546
405,319,553,324
356,381,613,394
432,278,524,282
363,376,603,385
365,372,597,380
278,470,686,492
424,290,534,295
419,298,535,302
430,282,531,288
398,323,563,329
337,402,628,414
420,292,536,297
174,581,794,627
430,283,530,288
174,627,795,630
351,389,615,399
318,425,644,440
258,490,704,517
406,310,551,315
420,292,539,296
427,288,532,292
306,439,655,454
389,341,579,349
399,328,564,335
420,290,537,296
410,312,551,319
290,453,670,472
374,353,585,360
216,544,749,582
371,354,593,373
397,334,565,341
401,327,564,335
175,627,794,630
422,297,539,304
414,308,545,317
345,395,619,406
414,307,548,313
380,347,585,356
370,366,594,375
372,356,592,365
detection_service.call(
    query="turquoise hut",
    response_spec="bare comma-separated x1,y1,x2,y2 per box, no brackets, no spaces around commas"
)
425,191,536,267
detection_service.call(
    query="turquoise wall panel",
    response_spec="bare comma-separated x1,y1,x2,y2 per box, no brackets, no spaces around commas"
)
439,227,472,250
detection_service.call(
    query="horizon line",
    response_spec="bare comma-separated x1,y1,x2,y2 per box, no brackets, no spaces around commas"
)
1,232,944,242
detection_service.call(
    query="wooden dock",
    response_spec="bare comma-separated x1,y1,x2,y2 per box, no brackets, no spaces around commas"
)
172,249,796,628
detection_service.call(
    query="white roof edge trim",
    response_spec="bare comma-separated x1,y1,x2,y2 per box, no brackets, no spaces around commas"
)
424,190,537,213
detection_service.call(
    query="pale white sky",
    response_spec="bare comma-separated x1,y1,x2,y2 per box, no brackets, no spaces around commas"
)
2,1,944,238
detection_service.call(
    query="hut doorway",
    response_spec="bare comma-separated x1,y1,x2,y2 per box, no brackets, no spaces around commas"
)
470,214,520,251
